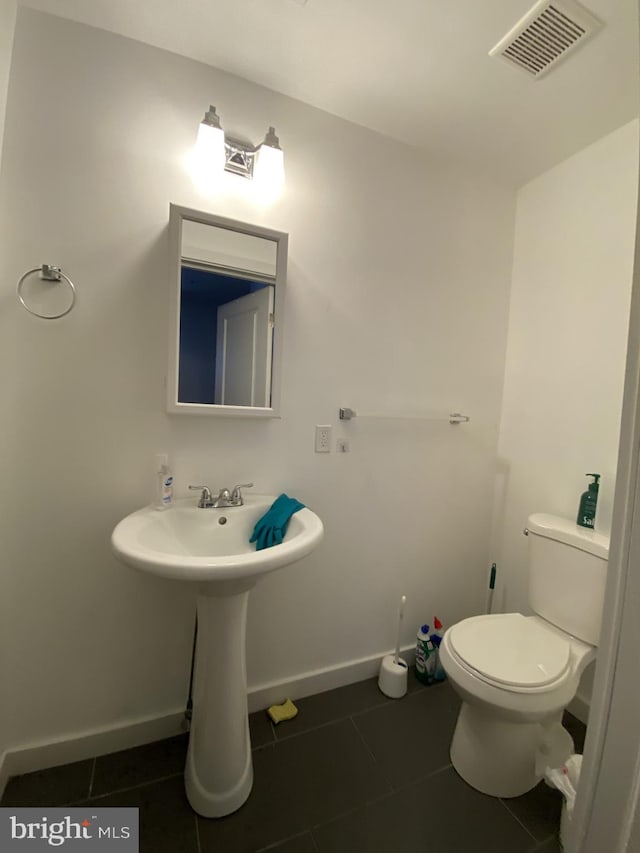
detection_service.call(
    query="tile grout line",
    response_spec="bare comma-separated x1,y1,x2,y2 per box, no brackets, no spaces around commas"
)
83,771,184,803
304,761,542,853
254,711,403,847
272,705,437,846
529,829,561,851
258,699,440,853
267,717,277,744
383,761,452,799
303,766,453,847
87,757,97,799
310,827,321,853
349,714,454,802
347,715,395,793
194,812,201,853
252,740,276,755
270,711,374,745
259,681,428,753
308,801,377,837
497,796,541,843
269,685,411,744
254,830,315,852
347,708,453,796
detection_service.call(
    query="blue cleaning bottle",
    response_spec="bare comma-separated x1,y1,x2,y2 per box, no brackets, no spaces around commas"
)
415,624,435,685
430,617,446,682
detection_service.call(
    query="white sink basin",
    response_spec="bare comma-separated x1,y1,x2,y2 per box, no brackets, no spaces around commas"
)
111,493,323,820
111,495,323,585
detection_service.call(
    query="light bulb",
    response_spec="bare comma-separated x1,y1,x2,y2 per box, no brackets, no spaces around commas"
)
253,127,285,200
194,105,225,183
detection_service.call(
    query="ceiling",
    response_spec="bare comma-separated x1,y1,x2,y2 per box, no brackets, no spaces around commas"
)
18,0,640,185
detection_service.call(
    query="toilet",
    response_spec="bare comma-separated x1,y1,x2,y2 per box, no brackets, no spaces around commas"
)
439,513,609,798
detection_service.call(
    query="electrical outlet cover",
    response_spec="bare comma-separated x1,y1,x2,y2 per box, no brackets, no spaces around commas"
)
315,424,331,452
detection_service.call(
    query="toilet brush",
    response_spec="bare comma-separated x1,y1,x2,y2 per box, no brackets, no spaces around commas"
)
393,594,406,665
378,595,408,699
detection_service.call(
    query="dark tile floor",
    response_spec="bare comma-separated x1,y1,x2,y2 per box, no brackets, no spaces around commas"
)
2,673,584,852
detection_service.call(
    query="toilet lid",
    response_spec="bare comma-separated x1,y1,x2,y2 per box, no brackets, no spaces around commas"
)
448,614,571,688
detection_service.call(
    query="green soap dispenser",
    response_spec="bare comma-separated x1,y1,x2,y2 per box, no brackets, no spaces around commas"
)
577,473,600,529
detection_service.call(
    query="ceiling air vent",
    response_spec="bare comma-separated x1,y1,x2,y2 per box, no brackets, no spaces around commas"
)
489,0,603,79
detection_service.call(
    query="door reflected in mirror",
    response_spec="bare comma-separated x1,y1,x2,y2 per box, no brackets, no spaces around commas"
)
167,206,287,417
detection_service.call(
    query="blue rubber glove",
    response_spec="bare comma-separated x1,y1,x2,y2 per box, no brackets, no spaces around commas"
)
250,494,305,551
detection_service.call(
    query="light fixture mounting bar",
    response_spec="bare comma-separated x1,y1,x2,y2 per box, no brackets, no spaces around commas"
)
224,137,256,179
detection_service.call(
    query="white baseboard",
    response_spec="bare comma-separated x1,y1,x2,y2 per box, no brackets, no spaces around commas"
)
246,644,415,713
0,645,414,800
0,711,187,801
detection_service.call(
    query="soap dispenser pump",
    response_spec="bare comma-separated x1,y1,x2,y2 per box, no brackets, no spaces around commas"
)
154,453,174,511
577,473,600,529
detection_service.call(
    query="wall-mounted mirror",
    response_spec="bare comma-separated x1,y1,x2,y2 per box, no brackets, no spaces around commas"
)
167,205,288,417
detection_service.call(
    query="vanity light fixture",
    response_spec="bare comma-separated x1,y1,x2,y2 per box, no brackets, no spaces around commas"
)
252,127,285,195
195,105,226,176
196,106,285,188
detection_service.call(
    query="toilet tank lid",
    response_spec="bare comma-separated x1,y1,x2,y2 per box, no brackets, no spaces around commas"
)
527,513,609,560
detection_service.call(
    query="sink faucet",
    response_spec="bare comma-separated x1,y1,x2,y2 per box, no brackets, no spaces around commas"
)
189,483,253,509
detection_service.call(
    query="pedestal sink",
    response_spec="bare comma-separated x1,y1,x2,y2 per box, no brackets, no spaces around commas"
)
111,495,323,817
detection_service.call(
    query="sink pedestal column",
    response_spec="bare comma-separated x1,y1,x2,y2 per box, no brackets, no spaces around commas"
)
185,583,254,817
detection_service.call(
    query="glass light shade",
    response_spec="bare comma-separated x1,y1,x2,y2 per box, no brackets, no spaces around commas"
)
195,122,226,178
253,143,285,198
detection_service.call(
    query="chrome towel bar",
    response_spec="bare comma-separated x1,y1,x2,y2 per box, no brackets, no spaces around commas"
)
338,408,470,424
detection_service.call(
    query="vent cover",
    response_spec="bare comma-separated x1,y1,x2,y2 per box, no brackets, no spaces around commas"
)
489,0,603,79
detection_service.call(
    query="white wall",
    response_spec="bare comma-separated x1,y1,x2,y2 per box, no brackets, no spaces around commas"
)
491,120,639,713
0,0,15,156
0,9,516,770
0,0,17,786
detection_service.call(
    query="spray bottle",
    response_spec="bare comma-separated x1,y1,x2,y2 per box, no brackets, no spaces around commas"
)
415,624,435,685
430,617,446,682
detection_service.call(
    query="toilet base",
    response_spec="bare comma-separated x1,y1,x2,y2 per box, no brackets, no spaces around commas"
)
450,701,573,798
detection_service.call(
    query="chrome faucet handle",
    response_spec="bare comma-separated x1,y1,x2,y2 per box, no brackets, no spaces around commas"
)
211,488,232,508
189,485,213,508
230,483,254,504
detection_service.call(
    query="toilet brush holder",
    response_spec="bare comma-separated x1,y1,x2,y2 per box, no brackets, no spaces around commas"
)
378,654,408,698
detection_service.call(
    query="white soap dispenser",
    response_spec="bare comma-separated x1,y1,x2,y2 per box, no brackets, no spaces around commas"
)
155,453,174,510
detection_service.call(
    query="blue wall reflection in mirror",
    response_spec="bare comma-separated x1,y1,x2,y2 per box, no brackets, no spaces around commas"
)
178,266,269,404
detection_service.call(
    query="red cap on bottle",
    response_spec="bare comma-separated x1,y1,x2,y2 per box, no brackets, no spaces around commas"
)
434,616,443,630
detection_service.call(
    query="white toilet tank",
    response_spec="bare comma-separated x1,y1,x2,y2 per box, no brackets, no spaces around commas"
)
527,513,609,646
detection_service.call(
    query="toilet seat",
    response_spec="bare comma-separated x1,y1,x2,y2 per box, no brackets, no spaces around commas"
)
448,613,571,692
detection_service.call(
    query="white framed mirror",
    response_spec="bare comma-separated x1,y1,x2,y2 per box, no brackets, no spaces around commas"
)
167,205,288,417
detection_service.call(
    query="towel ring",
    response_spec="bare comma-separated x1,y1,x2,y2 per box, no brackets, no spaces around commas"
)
17,265,77,319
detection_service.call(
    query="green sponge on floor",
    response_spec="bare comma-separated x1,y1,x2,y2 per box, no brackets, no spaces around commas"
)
267,698,299,724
